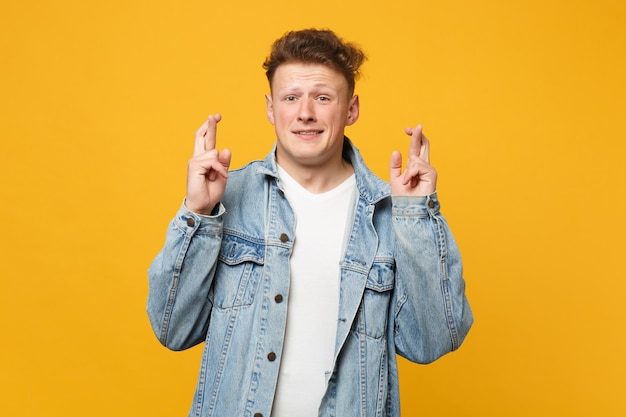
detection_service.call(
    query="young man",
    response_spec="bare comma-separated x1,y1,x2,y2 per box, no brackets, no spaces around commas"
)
147,29,473,417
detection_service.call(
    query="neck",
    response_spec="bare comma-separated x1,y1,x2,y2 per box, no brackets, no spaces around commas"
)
277,157,354,194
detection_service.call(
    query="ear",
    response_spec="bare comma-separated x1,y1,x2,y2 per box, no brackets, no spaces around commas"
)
346,95,360,126
265,94,275,125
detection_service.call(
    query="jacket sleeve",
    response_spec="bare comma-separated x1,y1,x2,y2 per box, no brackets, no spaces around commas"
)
146,203,225,351
391,193,473,364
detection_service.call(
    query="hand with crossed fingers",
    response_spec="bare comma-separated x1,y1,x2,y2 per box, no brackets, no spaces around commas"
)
389,124,437,197
185,114,232,215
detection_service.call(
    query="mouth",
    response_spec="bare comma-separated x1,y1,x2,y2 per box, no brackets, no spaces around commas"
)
293,130,324,136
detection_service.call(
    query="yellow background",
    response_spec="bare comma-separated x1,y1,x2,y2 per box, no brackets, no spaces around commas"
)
1,0,625,415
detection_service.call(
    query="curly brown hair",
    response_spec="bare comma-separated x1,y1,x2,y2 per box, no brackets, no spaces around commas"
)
263,29,367,96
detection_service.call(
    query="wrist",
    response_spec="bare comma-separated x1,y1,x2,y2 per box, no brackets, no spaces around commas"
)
183,198,219,216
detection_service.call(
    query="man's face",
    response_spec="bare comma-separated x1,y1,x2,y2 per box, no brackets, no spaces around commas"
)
266,62,359,172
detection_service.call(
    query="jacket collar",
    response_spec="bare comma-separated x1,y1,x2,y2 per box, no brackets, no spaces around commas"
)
255,137,390,205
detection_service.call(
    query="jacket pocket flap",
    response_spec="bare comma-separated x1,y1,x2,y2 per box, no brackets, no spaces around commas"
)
365,260,395,292
218,234,265,265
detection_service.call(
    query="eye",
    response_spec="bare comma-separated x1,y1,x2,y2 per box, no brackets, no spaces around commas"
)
317,96,331,102
284,95,297,102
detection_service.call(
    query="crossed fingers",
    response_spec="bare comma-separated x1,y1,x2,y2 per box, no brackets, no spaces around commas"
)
402,125,431,187
191,114,230,181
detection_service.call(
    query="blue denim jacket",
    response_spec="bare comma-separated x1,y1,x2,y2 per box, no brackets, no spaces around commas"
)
147,139,473,417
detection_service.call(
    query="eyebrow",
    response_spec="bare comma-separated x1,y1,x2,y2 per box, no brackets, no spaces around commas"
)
279,83,339,94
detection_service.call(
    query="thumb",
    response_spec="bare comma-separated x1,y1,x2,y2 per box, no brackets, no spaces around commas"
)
219,149,232,171
207,149,232,182
390,150,403,179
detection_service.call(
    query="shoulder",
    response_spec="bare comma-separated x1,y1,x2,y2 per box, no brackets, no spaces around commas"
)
221,160,272,206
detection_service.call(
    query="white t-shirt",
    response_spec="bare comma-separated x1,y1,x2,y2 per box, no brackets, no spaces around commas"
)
272,165,357,417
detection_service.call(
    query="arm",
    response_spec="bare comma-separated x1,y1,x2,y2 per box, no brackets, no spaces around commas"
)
147,115,232,350
147,204,225,350
391,194,472,363
389,125,473,363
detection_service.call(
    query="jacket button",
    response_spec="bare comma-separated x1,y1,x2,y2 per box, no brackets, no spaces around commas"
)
254,414,263,417
186,218,195,227
274,294,283,303
279,233,289,243
267,352,277,361
428,200,435,208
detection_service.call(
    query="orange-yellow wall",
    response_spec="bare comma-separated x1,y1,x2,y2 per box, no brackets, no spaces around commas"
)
1,1,624,415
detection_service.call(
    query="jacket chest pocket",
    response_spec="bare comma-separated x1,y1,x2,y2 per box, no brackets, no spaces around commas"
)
210,234,265,309
352,259,396,340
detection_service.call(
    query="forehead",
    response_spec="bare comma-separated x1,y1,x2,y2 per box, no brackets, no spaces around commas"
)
271,62,348,91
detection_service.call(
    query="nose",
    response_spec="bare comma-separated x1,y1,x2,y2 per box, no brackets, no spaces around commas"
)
297,98,316,122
